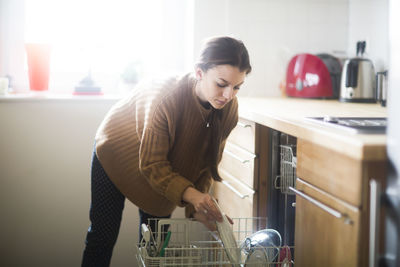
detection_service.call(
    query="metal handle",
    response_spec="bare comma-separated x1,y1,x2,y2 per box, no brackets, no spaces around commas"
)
274,175,281,190
237,121,252,128
221,180,249,199
289,186,353,224
369,179,380,267
224,149,251,164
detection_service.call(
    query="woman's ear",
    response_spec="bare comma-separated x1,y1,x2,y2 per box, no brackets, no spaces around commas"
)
195,67,204,81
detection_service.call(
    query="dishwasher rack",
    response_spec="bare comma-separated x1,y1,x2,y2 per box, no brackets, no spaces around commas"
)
274,144,297,195
136,217,294,266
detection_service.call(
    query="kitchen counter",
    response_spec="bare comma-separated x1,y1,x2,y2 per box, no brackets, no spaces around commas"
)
237,96,387,161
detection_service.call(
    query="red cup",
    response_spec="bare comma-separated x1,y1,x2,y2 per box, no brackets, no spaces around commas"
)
25,43,51,91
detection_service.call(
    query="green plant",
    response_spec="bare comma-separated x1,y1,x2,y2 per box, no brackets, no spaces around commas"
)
121,61,141,84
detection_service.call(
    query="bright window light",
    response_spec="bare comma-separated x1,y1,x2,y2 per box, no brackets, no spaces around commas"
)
24,0,178,94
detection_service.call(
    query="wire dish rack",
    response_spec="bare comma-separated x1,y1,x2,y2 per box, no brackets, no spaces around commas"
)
136,217,294,267
274,144,297,195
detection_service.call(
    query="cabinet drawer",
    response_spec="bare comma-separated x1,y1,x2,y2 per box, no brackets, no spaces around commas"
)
293,178,361,267
211,169,255,218
297,138,362,206
219,142,257,188
226,118,256,153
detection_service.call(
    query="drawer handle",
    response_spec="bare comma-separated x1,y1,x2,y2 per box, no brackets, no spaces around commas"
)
237,122,252,128
224,149,251,164
289,187,353,224
221,180,249,199
369,179,381,267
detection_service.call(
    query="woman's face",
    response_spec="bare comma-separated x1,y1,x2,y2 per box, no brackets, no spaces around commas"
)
195,64,246,109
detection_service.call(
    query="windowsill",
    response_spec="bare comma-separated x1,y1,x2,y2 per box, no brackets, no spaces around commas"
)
0,92,123,102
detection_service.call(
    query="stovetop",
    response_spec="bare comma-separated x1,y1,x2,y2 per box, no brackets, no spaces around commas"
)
306,116,387,134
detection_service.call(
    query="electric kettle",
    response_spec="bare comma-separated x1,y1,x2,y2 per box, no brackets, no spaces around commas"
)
340,41,376,103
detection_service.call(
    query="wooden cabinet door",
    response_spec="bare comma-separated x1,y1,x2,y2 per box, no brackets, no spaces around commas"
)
297,138,363,207
294,179,361,267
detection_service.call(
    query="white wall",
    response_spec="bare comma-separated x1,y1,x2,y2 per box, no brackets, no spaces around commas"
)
192,0,390,97
348,0,389,71
0,98,132,266
193,0,350,97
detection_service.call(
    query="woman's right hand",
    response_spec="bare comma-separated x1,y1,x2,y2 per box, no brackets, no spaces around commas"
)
182,187,223,222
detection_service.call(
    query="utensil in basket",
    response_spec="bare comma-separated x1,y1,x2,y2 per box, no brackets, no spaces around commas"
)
158,230,171,257
141,223,157,257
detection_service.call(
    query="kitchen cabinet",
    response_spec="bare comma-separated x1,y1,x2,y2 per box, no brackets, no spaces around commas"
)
293,138,387,267
293,178,361,266
211,118,270,221
211,97,387,266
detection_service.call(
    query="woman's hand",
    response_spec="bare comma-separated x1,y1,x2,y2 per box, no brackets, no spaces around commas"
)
182,187,223,222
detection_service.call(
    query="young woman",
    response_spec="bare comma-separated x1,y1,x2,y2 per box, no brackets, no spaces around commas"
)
81,36,252,267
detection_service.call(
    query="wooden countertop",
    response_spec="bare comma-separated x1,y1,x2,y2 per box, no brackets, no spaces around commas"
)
237,96,387,161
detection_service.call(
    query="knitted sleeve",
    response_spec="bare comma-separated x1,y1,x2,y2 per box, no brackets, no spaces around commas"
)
138,104,194,207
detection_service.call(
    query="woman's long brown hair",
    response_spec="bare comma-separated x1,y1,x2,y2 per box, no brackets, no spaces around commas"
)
195,36,252,181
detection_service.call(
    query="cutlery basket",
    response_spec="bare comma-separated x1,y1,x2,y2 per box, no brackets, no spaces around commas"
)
274,144,297,195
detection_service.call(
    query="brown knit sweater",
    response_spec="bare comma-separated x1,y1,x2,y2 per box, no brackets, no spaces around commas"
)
95,73,238,216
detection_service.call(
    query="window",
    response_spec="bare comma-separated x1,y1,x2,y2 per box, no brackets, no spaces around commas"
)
1,0,194,94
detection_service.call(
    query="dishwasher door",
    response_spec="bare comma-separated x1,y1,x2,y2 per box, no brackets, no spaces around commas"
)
266,130,296,250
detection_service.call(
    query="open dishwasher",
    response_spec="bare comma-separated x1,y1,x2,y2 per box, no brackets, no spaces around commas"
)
267,131,297,261
136,131,297,266
136,217,294,266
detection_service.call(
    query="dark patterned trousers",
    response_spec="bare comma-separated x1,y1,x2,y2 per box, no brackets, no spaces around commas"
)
81,150,170,267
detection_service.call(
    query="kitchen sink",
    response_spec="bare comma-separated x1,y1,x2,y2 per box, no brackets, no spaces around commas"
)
305,116,387,134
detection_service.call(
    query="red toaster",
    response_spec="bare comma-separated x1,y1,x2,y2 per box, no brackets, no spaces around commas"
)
285,53,341,99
